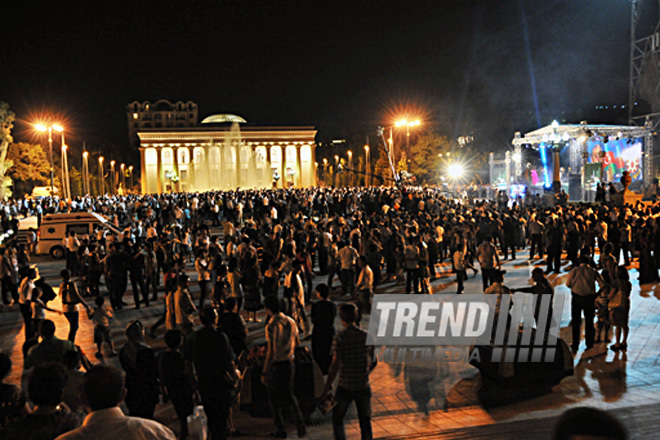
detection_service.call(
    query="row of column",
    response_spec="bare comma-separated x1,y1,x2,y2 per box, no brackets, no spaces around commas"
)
141,143,315,194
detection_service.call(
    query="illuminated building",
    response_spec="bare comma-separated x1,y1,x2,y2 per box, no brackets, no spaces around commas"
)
137,113,317,193
127,99,198,149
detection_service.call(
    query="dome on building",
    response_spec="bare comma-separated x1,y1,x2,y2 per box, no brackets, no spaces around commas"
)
201,114,247,124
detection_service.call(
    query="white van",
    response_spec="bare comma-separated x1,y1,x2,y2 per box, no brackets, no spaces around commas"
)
31,186,58,198
37,212,121,258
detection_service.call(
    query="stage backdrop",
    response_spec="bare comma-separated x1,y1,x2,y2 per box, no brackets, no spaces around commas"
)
587,138,643,183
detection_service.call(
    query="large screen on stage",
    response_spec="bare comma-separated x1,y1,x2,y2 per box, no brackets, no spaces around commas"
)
587,138,643,182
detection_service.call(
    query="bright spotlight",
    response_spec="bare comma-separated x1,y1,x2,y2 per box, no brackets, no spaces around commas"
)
448,163,464,179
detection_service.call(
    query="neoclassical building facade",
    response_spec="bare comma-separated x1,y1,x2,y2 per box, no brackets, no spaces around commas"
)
137,114,317,193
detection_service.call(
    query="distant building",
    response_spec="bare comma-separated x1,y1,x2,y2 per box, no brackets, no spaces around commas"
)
137,113,317,193
126,99,198,148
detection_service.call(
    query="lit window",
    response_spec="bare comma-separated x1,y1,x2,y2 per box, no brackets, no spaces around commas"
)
133,113,139,119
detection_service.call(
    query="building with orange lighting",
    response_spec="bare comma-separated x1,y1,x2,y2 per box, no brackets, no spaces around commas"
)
136,112,317,193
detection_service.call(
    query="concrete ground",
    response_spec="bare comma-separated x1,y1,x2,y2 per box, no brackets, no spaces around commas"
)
2,244,659,439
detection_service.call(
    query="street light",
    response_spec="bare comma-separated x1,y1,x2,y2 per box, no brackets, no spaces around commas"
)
34,122,62,195
98,156,105,195
110,160,116,194
395,119,421,172
364,145,370,187
61,143,70,200
82,151,90,196
129,165,134,191
120,163,126,193
347,150,353,187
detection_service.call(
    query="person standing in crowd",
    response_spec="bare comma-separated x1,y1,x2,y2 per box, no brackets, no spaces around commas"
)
104,243,129,310
65,231,81,275
321,303,377,440
403,235,420,294
566,256,608,353
17,267,38,340
311,283,337,375
218,297,248,358
338,240,359,298
174,274,196,337
118,320,159,419
129,244,149,309
24,320,78,370
528,215,545,260
158,330,193,440
1,247,18,305
476,236,500,291
195,249,211,309
55,365,176,440
261,295,306,439
356,256,374,315
609,265,632,352
4,363,80,440
59,269,91,343
545,219,563,275
510,267,555,330
0,353,28,429
88,295,117,358
184,306,236,440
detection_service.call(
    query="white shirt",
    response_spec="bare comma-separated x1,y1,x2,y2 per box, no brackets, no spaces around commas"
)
55,407,175,440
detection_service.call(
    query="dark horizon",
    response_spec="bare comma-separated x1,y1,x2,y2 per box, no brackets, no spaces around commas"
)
1,0,638,163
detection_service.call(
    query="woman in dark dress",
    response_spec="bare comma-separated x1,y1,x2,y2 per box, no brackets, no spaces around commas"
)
119,320,160,419
638,225,658,284
241,257,262,322
310,284,337,375
262,261,280,298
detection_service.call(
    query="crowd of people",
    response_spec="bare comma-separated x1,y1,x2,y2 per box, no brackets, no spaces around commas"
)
0,185,655,439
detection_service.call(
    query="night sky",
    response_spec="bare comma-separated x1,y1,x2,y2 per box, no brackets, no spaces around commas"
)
0,0,636,160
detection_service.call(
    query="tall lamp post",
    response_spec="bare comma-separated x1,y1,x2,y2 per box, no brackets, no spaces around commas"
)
110,160,116,194
364,144,370,187
128,166,134,192
347,150,353,187
120,163,126,193
395,119,421,172
98,156,105,195
82,151,90,196
35,122,64,195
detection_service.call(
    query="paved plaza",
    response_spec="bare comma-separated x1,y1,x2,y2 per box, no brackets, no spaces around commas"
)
2,246,659,439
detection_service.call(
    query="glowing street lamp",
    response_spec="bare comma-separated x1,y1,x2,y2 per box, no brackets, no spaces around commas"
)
110,160,116,194
82,151,90,196
98,156,105,195
364,145,370,186
34,122,63,195
395,118,421,172
347,150,353,186
129,165,134,191
120,163,126,191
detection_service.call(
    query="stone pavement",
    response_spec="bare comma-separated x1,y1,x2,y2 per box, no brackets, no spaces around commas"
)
2,249,660,439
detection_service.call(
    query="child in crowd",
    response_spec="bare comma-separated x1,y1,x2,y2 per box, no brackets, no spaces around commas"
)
595,289,610,343
88,295,116,357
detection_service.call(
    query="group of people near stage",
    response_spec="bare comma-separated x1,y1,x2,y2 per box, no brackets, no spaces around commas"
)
0,185,657,439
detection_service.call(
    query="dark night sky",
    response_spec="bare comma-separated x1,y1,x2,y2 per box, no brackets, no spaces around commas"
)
0,0,636,159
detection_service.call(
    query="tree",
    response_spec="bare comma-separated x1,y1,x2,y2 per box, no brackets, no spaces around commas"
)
0,102,16,198
407,131,452,184
6,142,56,198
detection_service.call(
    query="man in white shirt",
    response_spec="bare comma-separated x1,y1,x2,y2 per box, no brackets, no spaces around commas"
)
56,365,175,440
337,241,358,298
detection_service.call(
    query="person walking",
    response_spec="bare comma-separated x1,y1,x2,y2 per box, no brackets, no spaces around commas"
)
338,240,358,298
321,303,377,440
356,256,373,315
566,256,608,353
475,236,500,291
174,274,196,337
311,284,337,375
261,295,306,439
403,236,420,294
59,269,91,343
609,266,632,352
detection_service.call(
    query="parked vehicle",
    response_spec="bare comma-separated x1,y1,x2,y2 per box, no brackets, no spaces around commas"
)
37,212,120,258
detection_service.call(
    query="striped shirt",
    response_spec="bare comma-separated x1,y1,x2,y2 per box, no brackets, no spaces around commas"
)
332,325,375,391
265,313,299,362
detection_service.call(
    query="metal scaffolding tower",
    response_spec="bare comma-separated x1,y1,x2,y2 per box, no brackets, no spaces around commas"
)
629,0,660,184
